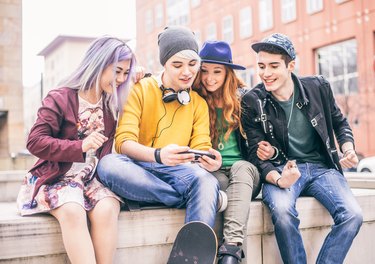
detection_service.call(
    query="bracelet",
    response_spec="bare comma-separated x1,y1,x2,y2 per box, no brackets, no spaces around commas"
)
154,148,163,164
269,146,279,160
276,177,282,188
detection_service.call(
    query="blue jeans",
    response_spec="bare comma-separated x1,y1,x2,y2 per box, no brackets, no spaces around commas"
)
97,154,219,227
262,163,363,264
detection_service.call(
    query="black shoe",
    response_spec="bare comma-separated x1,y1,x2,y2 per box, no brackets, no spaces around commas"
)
217,243,244,264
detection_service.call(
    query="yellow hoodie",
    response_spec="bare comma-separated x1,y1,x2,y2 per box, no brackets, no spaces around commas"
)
115,76,212,152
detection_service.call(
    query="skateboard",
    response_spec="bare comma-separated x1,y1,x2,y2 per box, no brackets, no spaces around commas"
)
167,221,218,264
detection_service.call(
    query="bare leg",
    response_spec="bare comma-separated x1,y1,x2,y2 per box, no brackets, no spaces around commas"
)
88,197,120,264
50,203,96,264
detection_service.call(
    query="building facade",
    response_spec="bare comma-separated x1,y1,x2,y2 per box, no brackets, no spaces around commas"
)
38,35,97,97
0,0,24,160
21,35,97,137
136,0,375,157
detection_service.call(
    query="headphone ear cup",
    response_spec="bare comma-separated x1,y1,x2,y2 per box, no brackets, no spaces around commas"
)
160,85,190,105
177,90,191,105
162,92,178,103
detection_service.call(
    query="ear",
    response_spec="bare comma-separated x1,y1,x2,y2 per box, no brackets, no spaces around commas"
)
287,60,296,72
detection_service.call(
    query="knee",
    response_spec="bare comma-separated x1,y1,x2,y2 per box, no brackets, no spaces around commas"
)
97,154,115,178
52,203,87,226
271,203,295,220
231,161,259,183
97,154,123,184
197,171,219,189
341,206,363,230
91,199,120,225
264,196,297,225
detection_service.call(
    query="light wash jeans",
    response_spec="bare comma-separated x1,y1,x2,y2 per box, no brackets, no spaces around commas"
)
262,162,363,264
97,154,219,227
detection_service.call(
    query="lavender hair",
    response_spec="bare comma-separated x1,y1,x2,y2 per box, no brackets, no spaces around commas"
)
59,36,136,116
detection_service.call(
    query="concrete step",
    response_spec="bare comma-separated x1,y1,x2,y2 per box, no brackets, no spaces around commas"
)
345,172,375,189
0,170,26,202
1,188,375,263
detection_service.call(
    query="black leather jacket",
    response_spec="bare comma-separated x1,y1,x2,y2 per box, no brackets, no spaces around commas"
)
241,73,355,181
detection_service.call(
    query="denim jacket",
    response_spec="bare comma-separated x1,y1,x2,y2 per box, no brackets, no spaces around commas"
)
241,73,354,181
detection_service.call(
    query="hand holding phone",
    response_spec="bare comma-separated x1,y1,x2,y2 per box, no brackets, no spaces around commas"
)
180,149,216,161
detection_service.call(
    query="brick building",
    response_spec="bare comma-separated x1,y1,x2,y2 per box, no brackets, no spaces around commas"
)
135,0,375,157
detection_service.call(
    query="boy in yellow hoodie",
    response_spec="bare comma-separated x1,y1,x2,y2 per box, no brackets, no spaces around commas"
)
98,26,226,227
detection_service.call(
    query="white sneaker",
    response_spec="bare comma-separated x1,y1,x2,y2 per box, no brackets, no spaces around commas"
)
217,190,228,213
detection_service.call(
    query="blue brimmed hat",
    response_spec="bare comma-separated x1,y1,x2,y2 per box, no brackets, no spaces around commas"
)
199,41,246,70
251,33,296,60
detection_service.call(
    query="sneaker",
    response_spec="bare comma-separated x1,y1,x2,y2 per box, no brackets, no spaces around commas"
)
217,190,228,213
218,243,244,263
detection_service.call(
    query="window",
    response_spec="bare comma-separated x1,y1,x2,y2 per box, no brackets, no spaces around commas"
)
259,0,273,32
335,0,350,3
205,23,217,41
316,39,358,95
194,29,202,48
146,51,155,73
145,9,153,33
222,15,234,44
191,0,201,8
306,0,323,14
281,0,296,23
166,0,190,26
293,55,300,75
239,7,252,39
154,3,163,27
238,68,256,88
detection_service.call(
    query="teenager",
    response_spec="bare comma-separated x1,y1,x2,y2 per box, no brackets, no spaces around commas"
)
193,40,266,264
17,36,136,264
97,26,225,229
241,33,363,264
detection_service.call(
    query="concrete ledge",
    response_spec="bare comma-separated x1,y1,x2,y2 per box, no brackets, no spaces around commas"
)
1,189,375,263
346,172,375,189
0,170,26,202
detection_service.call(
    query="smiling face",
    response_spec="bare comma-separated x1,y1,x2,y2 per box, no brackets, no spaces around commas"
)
256,51,295,96
100,60,131,94
200,63,227,93
162,53,200,91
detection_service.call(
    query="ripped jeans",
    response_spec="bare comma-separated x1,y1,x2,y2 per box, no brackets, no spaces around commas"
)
262,162,363,264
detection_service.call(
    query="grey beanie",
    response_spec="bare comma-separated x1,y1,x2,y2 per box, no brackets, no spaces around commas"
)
158,26,199,66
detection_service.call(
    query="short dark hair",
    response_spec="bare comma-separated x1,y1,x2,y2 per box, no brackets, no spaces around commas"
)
256,44,293,66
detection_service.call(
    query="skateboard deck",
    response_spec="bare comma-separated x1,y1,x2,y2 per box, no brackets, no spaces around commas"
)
167,221,218,264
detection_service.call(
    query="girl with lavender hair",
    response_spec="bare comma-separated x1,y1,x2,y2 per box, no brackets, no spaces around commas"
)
17,36,136,264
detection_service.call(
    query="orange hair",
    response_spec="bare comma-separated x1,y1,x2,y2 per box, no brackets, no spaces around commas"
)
193,67,247,148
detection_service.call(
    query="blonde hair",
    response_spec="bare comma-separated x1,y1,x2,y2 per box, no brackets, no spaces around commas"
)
174,49,201,63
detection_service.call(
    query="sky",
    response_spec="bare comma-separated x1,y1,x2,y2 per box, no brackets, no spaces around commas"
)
22,0,136,86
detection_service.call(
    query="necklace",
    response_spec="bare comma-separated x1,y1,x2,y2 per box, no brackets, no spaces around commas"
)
218,121,225,150
287,90,295,129
217,110,225,150
218,136,225,150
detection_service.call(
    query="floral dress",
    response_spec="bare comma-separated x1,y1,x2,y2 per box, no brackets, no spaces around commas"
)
17,96,121,216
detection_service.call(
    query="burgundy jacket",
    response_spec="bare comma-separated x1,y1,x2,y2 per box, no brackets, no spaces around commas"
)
27,87,116,197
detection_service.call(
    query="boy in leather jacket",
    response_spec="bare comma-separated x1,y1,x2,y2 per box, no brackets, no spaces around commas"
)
241,33,363,264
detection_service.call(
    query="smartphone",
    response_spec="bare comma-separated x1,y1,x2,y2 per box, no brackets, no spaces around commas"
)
180,149,216,161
